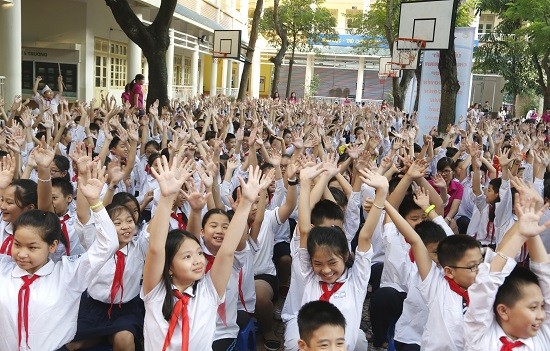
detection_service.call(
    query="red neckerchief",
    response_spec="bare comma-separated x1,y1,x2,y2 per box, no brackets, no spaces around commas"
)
18,275,40,349
319,282,344,301
499,336,524,351
60,214,71,255
444,276,469,312
108,251,125,318
162,289,191,351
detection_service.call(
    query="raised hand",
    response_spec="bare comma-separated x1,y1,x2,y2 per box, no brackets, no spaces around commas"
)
107,157,125,185
78,160,107,205
413,187,431,210
432,173,447,189
151,156,195,197
406,159,428,179
347,143,364,160
197,163,213,188
0,155,15,189
322,152,340,178
238,166,265,203
33,138,56,169
515,193,550,238
496,148,513,168
358,168,389,191
183,179,211,211
510,176,544,209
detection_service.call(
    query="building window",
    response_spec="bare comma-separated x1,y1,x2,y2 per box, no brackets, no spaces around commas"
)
478,14,495,34
94,37,128,89
174,55,183,86
345,9,361,34
184,57,191,85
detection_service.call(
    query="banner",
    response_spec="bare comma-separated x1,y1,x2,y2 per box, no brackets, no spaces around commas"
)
416,27,476,141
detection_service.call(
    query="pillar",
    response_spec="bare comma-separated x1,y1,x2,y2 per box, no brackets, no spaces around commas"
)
226,61,233,94
355,57,365,102
127,10,143,82
304,53,315,97
250,49,261,98
236,62,244,92
0,1,22,103
221,59,228,96
191,47,199,97
166,29,175,99
198,53,205,94
210,58,218,96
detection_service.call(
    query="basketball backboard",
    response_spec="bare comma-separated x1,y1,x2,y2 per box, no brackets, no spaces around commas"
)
213,30,242,60
379,57,401,77
397,0,454,50
391,39,422,70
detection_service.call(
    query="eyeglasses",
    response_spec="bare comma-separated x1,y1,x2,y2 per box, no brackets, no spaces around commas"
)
448,262,482,272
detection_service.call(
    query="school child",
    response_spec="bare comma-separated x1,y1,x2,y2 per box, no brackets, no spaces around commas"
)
250,161,297,350
384,199,483,351
0,155,38,256
0,160,120,351
284,164,389,351
68,196,148,350
140,157,269,350
185,178,256,351
464,193,550,350
297,300,347,351
32,75,63,114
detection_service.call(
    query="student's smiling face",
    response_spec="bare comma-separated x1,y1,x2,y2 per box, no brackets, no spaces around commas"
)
170,238,205,288
444,247,483,289
498,283,545,339
201,213,229,254
12,226,57,274
298,324,347,351
311,246,347,285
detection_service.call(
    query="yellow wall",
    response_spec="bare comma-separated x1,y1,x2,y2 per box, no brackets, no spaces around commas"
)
259,63,273,97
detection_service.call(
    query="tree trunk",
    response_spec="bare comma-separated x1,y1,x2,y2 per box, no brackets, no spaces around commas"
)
237,0,264,100
392,70,413,110
144,51,169,109
414,65,421,112
105,0,176,111
545,87,550,110
285,44,296,98
437,45,460,132
269,0,288,97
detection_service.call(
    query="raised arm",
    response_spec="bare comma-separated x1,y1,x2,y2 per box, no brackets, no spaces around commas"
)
210,166,270,296
34,139,56,212
298,162,326,248
384,200,433,280
142,156,195,295
356,169,389,252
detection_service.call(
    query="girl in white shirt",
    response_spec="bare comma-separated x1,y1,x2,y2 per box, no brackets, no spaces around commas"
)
141,157,269,351
0,161,119,351
284,166,388,351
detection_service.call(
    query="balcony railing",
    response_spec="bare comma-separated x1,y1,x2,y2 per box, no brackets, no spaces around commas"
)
0,76,5,100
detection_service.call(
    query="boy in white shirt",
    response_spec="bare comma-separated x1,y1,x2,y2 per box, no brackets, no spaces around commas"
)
464,193,550,351
384,199,483,351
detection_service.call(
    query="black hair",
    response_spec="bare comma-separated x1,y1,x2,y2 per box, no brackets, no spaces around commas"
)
13,209,62,246
201,208,229,228
494,265,540,318
437,235,481,268
51,177,74,198
10,179,38,211
148,152,162,167
108,136,122,151
307,226,353,268
437,157,455,172
298,300,346,345
398,194,422,218
225,133,236,143
111,192,142,224
415,221,447,245
311,199,344,227
145,140,161,151
205,130,217,141
53,155,70,173
162,230,201,321
329,186,348,208
89,123,100,132
105,203,137,225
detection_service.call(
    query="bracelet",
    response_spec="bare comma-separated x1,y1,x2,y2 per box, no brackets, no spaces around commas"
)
424,204,436,215
496,251,510,261
89,201,104,210
372,202,384,210
36,176,51,182
288,179,299,186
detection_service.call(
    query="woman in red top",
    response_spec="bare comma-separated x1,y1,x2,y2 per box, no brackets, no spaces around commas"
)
129,74,145,110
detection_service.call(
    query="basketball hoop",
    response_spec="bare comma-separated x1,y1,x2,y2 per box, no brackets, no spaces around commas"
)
212,51,229,60
391,38,425,70
378,74,388,84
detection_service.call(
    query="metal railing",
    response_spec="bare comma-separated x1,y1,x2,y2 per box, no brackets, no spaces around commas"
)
172,85,195,101
0,76,5,100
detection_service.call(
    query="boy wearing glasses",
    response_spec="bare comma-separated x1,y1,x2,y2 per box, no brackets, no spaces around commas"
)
384,199,483,351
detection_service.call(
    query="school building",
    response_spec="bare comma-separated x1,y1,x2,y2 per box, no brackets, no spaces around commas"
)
0,0,497,105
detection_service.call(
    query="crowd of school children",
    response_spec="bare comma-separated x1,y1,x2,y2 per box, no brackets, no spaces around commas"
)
0,73,550,351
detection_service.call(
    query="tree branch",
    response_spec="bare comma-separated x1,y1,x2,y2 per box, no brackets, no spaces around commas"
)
105,0,152,48
532,51,548,91
149,0,178,49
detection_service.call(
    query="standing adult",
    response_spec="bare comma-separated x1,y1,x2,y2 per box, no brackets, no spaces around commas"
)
129,74,145,110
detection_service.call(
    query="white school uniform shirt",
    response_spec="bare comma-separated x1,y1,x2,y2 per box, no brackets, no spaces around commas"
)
50,209,86,262
467,193,493,246
141,274,223,351
0,219,14,253
267,178,286,210
0,209,119,351
84,226,149,303
361,184,385,263
344,191,362,241
200,239,246,341
456,176,475,220
394,273,428,346
418,261,466,351
286,246,373,351
237,243,256,313
281,228,305,325
379,222,413,293
464,251,550,350
252,208,284,276
493,179,516,247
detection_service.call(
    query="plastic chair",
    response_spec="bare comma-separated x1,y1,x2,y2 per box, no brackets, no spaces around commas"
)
236,317,257,351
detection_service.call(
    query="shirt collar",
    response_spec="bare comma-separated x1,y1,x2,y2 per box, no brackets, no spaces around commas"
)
496,324,535,350
12,258,55,278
